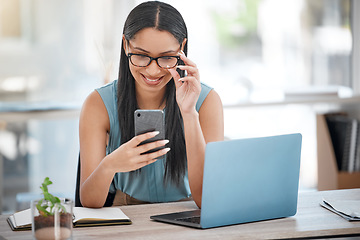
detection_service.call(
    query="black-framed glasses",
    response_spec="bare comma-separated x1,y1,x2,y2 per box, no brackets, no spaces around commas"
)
127,53,180,69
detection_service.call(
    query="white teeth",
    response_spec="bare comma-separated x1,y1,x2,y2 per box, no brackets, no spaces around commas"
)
145,77,161,82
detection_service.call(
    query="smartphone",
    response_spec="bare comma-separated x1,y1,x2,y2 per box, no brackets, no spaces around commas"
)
134,109,165,154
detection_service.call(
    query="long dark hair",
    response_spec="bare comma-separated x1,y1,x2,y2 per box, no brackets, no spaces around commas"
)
117,1,188,185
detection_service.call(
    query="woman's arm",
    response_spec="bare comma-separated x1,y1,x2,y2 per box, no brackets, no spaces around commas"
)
168,52,224,208
183,90,224,208
79,91,115,207
79,91,170,208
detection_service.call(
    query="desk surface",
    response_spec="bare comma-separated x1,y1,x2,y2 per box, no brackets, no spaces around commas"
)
1,188,360,240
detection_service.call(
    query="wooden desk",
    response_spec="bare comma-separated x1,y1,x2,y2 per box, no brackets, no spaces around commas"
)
1,189,359,239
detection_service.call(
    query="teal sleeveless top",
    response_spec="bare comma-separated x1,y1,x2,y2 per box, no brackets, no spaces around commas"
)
96,80,213,202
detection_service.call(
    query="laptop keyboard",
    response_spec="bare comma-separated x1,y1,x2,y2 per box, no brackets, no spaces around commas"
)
176,216,201,224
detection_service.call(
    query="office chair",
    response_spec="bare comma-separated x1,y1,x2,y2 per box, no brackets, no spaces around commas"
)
75,154,115,207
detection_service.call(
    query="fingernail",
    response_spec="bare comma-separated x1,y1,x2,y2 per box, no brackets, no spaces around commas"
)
162,140,170,145
176,65,185,69
180,50,185,55
153,131,160,136
178,78,184,82
163,148,171,153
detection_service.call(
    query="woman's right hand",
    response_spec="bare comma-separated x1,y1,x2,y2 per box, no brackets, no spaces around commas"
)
105,131,170,173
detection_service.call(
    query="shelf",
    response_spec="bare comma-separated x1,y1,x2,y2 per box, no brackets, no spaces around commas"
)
0,101,81,121
317,114,360,190
223,95,360,108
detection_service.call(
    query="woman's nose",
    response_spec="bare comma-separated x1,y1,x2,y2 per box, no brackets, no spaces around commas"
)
145,60,161,76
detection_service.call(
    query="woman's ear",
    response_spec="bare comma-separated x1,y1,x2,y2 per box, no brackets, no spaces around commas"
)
181,38,187,52
122,35,128,55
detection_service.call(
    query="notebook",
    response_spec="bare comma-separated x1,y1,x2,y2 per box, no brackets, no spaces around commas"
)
7,207,131,231
150,133,302,229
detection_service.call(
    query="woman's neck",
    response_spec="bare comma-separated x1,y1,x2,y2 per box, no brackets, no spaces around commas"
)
136,88,166,110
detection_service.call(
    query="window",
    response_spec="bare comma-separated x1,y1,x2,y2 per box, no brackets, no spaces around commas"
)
0,0,357,214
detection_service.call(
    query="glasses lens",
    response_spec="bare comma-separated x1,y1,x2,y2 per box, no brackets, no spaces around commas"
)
157,56,179,69
130,55,151,67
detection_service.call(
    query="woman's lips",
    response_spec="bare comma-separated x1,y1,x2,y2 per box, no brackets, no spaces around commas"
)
142,74,163,85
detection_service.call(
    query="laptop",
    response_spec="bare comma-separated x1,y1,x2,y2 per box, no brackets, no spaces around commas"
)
150,133,302,229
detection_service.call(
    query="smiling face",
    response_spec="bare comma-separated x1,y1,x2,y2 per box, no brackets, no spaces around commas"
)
124,28,185,101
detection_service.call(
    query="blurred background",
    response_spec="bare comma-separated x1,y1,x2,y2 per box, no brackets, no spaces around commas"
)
0,0,359,214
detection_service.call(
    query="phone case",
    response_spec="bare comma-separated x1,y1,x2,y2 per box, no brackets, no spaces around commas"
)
134,110,165,154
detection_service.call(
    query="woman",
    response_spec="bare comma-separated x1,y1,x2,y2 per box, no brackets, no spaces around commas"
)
79,1,223,208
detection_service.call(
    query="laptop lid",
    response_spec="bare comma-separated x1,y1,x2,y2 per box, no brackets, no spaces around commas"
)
200,133,302,228
150,133,302,229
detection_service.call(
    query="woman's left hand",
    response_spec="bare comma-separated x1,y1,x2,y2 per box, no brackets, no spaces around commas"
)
168,51,201,114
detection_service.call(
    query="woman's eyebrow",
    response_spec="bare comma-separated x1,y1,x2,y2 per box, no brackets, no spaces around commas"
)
132,46,150,53
160,49,178,54
132,46,178,55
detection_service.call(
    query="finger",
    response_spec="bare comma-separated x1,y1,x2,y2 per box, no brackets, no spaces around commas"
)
168,68,180,81
176,65,199,79
130,131,160,147
179,51,196,67
133,158,158,171
137,139,169,155
145,159,158,166
168,68,182,89
177,76,200,86
139,147,171,164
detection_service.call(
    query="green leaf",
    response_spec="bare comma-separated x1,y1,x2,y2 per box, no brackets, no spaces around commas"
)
36,177,67,216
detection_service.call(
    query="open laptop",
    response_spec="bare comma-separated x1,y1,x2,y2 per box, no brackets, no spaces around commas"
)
150,133,302,229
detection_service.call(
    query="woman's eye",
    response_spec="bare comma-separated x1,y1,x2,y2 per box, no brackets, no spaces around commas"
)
138,55,149,59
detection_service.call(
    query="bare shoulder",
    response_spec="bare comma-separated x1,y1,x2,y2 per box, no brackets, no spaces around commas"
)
199,89,224,142
199,89,223,114
80,90,109,132
82,90,105,112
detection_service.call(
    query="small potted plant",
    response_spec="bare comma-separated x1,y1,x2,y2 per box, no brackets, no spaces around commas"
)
31,177,73,240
